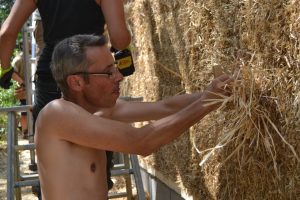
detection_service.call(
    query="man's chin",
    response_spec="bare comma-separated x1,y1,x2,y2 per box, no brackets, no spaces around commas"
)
109,96,119,107
113,91,120,98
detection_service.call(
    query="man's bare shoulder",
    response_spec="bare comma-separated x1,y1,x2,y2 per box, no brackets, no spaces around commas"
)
39,99,76,118
36,99,85,131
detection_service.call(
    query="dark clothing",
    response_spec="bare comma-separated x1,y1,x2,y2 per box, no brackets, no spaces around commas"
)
32,77,61,122
33,0,114,190
106,151,114,189
35,43,55,75
37,0,105,45
36,0,105,74
20,99,27,116
20,99,27,105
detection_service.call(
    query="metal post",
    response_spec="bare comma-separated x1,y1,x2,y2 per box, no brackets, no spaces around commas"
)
7,111,15,200
6,111,21,200
131,155,146,200
22,26,33,108
22,25,36,170
14,115,21,200
2,106,33,200
123,154,133,199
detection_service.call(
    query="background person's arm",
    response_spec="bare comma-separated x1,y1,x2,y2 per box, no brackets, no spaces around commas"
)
100,0,131,50
0,0,36,69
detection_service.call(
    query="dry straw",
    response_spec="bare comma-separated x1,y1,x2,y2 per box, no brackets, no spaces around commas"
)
124,0,300,198
194,65,299,177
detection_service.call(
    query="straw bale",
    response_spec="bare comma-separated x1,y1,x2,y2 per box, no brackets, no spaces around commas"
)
122,0,300,199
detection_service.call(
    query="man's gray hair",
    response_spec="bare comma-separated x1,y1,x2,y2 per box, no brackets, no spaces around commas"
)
51,34,107,95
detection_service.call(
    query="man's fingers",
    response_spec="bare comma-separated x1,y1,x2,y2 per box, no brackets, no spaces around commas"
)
232,68,241,80
216,74,231,81
15,87,25,92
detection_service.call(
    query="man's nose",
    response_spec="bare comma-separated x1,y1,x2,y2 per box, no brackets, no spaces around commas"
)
115,69,124,81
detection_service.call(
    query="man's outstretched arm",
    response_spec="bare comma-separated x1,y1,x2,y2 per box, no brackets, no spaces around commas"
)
108,74,232,123
108,92,205,122
37,74,233,156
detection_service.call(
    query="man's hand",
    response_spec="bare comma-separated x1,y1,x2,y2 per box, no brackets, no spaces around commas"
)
202,74,234,109
15,85,26,100
0,66,14,89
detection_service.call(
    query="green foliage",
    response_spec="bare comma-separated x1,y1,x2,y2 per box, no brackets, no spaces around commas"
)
0,0,13,24
0,82,19,139
0,114,7,140
0,81,18,107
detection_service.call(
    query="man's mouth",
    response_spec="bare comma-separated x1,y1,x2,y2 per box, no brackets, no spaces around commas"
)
113,86,120,94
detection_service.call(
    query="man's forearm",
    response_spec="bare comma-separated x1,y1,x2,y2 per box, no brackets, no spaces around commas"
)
160,92,204,114
140,75,232,154
137,94,214,156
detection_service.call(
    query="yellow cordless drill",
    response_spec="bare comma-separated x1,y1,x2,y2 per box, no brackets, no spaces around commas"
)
111,46,135,76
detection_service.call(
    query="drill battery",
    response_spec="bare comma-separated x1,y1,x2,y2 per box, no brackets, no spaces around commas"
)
111,47,135,77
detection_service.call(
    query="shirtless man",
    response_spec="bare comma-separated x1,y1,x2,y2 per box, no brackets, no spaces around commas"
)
34,34,233,200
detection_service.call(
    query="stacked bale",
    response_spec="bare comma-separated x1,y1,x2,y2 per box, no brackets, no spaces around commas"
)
122,0,300,199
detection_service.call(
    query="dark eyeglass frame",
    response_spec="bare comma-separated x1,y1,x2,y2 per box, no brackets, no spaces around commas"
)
69,62,119,79
70,71,113,78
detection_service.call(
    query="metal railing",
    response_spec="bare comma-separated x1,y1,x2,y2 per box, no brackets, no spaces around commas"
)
0,105,39,200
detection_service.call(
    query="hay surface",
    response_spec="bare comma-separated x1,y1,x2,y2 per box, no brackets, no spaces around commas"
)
123,0,300,199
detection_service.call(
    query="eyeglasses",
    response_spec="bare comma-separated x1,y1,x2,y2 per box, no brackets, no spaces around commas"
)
70,66,120,79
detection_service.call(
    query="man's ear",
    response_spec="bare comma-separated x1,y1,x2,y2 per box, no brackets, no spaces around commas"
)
66,75,84,91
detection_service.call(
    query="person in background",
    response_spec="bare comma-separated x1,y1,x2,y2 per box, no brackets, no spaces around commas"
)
32,9,44,58
0,0,131,196
35,34,234,200
11,41,28,139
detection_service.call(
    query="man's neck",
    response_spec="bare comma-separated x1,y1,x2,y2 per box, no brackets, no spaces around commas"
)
63,96,102,114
